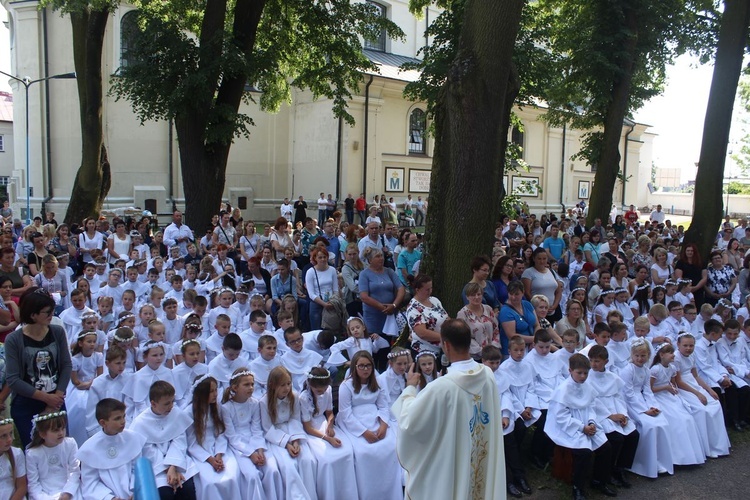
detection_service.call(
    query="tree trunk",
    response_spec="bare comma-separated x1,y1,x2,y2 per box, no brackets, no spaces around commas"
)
173,0,266,228
586,4,638,226
64,9,112,226
174,116,229,231
421,0,524,315
684,0,750,262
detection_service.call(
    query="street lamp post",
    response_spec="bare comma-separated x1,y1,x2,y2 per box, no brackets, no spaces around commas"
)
0,70,76,225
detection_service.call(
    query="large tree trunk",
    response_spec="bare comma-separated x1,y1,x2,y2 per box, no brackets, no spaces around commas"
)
586,4,638,226
175,0,266,227
175,115,230,230
684,0,750,262
64,9,112,226
422,0,524,315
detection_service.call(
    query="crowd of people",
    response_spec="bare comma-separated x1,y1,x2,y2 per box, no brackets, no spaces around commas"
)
0,195,748,499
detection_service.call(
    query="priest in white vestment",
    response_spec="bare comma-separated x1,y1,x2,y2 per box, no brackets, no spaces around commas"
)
393,318,506,500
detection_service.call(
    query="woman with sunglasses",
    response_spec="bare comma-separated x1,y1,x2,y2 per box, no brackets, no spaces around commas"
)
4,287,72,447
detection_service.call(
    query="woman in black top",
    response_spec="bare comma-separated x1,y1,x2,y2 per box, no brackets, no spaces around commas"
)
5,288,72,447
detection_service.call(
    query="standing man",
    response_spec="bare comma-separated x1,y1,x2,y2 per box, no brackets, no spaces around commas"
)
393,319,506,500
322,220,341,268
293,195,308,227
326,194,336,220
344,193,355,225
650,204,665,224
415,196,426,227
317,192,328,224
355,193,367,225
358,222,387,264
280,197,294,221
162,210,193,257
542,223,566,263
624,204,639,227
397,232,421,288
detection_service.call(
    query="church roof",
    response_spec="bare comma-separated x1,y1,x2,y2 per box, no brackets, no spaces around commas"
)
363,49,421,83
0,91,12,122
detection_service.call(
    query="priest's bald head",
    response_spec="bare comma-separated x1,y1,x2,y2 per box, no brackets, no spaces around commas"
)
440,318,472,363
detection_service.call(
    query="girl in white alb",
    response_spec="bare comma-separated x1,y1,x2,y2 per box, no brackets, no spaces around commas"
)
618,339,674,478
188,375,243,497
649,343,706,465
326,317,389,368
25,412,81,499
172,340,209,408
674,333,731,458
336,351,402,500
300,367,358,500
67,331,104,446
259,366,317,500
222,368,282,499
0,418,26,499
121,341,175,422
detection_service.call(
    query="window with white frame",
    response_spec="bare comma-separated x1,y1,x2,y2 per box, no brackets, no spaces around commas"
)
408,109,426,155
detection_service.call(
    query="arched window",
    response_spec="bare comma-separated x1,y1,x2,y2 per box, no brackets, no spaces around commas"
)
120,11,140,69
408,108,426,155
364,1,387,52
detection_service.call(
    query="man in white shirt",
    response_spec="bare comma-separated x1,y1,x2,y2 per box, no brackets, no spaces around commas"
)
734,218,748,240
358,222,387,264
649,204,666,224
162,210,194,257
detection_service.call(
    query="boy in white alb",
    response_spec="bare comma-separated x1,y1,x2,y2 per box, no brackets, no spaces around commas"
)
238,310,275,361
86,345,130,438
130,381,198,499
281,327,325,392
522,329,566,469
77,399,146,499
249,335,282,398
545,353,616,499
586,345,640,489
207,333,249,391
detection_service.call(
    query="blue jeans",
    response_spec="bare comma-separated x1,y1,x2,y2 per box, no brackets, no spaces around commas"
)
346,209,354,224
359,211,367,225
318,209,326,224
309,301,323,330
12,394,64,448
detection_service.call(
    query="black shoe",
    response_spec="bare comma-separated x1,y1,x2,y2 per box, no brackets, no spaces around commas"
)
507,483,523,498
733,422,744,432
517,478,532,495
614,469,632,489
572,486,586,500
609,476,625,488
591,480,618,497
529,455,548,470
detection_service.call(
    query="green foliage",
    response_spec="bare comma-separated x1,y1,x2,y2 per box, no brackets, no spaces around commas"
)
731,74,750,175
43,0,119,14
110,0,405,144
538,0,718,170
725,181,750,194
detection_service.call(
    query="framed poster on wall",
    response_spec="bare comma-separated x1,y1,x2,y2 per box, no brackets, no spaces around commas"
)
512,176,540,197
408,169,432,193
578,180,590,199
384,167,405,192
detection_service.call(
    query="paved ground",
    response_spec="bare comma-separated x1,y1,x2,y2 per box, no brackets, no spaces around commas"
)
520,429,750,500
